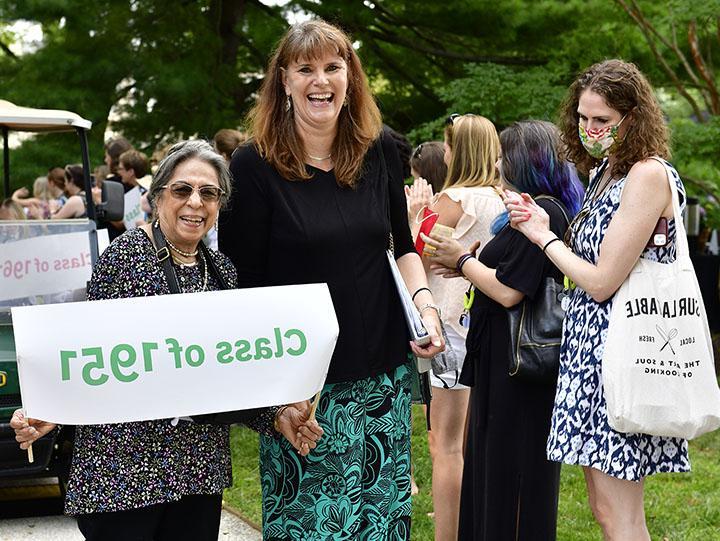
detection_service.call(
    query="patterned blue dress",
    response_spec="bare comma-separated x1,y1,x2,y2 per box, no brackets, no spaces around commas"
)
547,160,691,481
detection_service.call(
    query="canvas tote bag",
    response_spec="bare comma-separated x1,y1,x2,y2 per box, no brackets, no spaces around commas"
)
602,158,720,440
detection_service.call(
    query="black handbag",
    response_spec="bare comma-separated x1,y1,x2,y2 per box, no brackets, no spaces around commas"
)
507,196,569,383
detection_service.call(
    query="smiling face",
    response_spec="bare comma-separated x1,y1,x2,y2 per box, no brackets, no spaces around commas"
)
282,51,348,132
155,157,220,252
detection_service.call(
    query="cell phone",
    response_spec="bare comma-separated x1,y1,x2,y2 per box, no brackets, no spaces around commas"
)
647,217,668,248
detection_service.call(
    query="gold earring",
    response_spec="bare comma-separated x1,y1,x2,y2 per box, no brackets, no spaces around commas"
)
215,213,220,232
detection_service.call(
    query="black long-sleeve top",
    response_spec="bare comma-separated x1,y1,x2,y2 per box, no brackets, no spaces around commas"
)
219,130,414,383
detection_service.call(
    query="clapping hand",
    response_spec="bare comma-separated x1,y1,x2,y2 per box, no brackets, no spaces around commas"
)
405,177,434,220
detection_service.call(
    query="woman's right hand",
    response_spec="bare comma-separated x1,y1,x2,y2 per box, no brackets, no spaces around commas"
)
275,402,324,457
404,177,434,220
10,409,56,450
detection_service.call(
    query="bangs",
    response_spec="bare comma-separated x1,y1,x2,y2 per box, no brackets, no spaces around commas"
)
283,25,351,65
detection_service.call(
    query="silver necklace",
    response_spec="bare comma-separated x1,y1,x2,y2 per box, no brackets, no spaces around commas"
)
306,152,332,161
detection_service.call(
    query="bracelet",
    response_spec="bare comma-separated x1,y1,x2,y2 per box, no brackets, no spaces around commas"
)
542,237,562,253
411,287,432,302
273,405,290,432
418,303,441,318
456,253,474,275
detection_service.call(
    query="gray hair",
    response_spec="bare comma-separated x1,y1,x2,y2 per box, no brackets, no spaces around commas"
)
148,139,232,210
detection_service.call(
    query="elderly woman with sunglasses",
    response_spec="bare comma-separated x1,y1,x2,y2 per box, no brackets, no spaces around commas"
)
219,19,443,540
11,140,322,541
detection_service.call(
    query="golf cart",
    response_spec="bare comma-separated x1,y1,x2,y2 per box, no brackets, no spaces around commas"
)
0,101,123,490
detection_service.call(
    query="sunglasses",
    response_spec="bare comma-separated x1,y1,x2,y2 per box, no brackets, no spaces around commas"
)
413,143,425,161
445,113,461,126
160,181,225,203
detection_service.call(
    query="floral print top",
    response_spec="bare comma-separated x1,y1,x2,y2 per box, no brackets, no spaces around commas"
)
64,228,276,515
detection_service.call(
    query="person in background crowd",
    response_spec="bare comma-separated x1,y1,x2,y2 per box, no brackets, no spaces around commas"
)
48,166,68,205
0,198,26,220
11,139,323,541
406,114,505,541
504,60,690,541
93,164,109,189
220,19,444,540
52,165,88,219
425,120,584,540
117,149,150,229
409,141,447,195
12,176,62,219
103,136,134,239
104,136,134,183
212,129,247,162
209,130,245,250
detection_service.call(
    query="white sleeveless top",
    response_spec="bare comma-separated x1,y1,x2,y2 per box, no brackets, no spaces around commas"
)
428,185,505,338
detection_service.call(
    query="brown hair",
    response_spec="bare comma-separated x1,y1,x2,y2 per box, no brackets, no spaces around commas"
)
119,149,149,178
104,137,133,173
47,167,66,190
213,129,247,161
559,59,670,178
443,114,501,190
410,141,447,193
247,19,382,187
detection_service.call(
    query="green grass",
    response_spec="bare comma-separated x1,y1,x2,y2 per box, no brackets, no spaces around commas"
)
224,406,720,540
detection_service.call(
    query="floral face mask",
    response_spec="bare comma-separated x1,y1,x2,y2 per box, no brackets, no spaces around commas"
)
578,115,627,159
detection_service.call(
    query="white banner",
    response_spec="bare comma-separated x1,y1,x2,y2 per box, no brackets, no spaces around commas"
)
13,284,339,424
123,186,143,230
0,230,106,302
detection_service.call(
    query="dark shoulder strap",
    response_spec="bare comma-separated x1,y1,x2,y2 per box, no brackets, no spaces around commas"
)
535,195,570,228
151,224,181,294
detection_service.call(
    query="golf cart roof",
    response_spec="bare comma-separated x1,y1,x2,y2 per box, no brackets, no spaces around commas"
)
0,100,92,132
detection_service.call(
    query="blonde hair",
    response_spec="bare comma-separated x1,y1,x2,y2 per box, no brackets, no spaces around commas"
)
443,114,500,190
33,176,52,200
247,19,382,188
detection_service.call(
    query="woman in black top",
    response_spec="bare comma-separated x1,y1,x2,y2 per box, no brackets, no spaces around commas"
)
219,20,443,540
423,121,584,540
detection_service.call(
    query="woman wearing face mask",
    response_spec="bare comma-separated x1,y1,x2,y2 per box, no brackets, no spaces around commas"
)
219,20,444,540
504,59,691,540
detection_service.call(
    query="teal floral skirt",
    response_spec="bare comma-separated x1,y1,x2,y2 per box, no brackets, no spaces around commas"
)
260,362,413,540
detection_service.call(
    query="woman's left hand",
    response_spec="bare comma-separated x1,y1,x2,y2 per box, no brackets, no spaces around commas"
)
410,308,444,358
275,401,324,456
420,232,465,269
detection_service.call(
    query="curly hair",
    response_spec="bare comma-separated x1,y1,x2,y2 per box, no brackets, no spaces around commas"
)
559,59,670,178
247,19,382,188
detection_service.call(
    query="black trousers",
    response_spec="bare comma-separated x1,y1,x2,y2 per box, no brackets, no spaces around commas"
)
75,493,223,541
